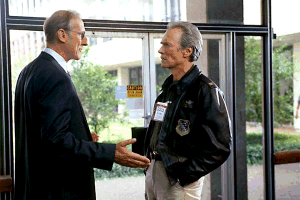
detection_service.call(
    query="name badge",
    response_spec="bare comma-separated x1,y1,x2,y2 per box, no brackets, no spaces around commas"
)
153,102,168,122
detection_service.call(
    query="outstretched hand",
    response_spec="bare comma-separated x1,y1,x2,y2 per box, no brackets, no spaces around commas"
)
114,138,151,168
91,132,99,142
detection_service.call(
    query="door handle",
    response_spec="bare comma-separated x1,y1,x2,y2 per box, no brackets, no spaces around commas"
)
142,114,151,119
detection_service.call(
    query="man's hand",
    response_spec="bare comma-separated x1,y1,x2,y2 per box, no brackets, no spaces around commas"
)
91,132,99,142
115,138,151,168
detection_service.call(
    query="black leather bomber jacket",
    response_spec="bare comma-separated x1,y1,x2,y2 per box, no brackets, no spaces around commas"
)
144,65,232,187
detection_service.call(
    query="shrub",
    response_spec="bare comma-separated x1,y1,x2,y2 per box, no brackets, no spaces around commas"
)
94,164,144,180
247,132,300,165
94,141,144,180
93,132,300,180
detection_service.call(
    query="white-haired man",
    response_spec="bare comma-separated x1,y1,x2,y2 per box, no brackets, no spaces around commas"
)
144,21,231,200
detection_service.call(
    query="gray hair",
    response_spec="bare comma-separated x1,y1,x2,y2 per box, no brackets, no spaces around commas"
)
43,10,81,44
167,21,203,62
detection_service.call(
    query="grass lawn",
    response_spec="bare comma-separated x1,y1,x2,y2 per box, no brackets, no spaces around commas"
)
94,128,300,179
247,131,300,148
97,120,144,144
97,123,300,167
247,132,300,165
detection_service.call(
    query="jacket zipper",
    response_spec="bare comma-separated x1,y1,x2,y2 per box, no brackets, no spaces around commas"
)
159,92,186,158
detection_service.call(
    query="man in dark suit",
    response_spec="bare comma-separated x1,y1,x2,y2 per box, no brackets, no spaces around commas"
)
14,10,150,200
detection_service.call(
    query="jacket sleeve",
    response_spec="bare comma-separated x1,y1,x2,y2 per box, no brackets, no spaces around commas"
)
36,67,116,170
169,86,232,186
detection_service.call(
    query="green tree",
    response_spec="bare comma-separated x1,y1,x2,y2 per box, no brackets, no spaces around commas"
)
245,37,296,125
71,47,125,134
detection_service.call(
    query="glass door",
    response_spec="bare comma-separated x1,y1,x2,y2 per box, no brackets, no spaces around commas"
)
76,32,152,200
79,31,151,140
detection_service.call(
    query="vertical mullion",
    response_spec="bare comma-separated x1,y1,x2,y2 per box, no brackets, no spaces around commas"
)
262,0,275,199
148,33,157,123
262,33,275,200
143,32,151,127
1,0,13,199
222,32,236,200
231,31,238,200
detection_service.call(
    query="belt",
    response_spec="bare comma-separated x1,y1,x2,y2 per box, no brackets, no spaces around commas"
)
150,151,162,161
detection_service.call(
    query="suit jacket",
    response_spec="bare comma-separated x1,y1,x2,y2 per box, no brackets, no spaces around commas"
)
14,52,116,200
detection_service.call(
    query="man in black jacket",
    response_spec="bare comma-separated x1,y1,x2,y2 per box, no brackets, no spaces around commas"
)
144,21,231,199
14,10,150,200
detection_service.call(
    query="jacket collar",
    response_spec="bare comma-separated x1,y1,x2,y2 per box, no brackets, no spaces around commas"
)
161,65,202,95
39,52,67,74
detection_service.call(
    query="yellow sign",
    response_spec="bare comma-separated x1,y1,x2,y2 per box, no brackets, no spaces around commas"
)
127,85,143,98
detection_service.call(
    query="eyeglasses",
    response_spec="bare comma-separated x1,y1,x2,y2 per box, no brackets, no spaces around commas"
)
70,30,85,40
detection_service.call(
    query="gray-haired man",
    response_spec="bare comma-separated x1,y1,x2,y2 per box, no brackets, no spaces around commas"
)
144,21,231,199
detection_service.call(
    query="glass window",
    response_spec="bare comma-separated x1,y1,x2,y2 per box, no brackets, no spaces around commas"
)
107,70,117,77
10,30,148,199
10,30,44,93
237,35,300,200
129,66,142,85
272,39,300,199
10,30,44,178
272,0,300,36
272,1,300,199
241,36,265,200
9,0,262,25
204,0,262,25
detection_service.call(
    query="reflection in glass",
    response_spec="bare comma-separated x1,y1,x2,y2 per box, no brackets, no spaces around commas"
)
9,0,262,25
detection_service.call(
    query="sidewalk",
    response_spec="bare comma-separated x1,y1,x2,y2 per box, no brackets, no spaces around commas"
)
95,163,300,200
248,163,300,200
95,176,145,200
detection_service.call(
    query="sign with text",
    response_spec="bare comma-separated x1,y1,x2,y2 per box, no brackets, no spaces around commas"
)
127,85,143,98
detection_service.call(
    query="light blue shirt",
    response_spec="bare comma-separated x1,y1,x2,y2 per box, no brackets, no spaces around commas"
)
43,48,68,73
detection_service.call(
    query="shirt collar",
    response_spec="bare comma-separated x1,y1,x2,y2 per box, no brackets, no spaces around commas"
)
161,65,201,95
43,48,68,73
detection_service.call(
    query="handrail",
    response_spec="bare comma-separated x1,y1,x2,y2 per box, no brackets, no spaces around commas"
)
0,175,12,192
274,150,300,165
